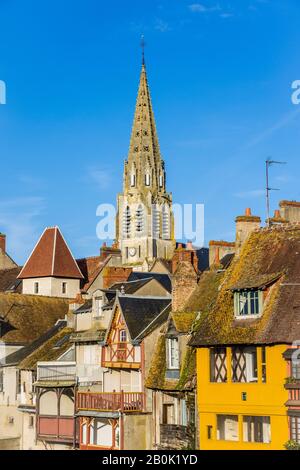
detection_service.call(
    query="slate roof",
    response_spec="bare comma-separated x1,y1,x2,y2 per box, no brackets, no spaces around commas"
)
18,227,83,280
0,293,70,344
3,320,67,367
127,272,172,293
73,299,93,314
0,267,22,293
118,296,171,341
105,278,153,295
190,224,300,347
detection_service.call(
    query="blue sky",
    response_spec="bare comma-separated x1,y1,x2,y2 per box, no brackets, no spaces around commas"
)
0,0,300,263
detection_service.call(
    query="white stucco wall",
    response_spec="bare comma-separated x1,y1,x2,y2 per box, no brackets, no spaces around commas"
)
22,277,80,298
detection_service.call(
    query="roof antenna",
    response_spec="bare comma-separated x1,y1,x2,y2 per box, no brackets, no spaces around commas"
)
265,158,287,226
141,34,146,66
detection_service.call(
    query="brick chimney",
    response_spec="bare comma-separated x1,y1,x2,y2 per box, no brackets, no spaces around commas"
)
209,240,235,267
172,242,198,274
172,261,198,312
0,233,6,253
100,242,122,261
235,208,261,255
102,266,132,289
267,209,288,226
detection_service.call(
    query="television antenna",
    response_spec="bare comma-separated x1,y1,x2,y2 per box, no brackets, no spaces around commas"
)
265,158,287,226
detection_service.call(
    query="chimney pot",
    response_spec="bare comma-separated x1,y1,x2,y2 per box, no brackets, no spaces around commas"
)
245,208,252,216
186,241,193,250
274,210,281,219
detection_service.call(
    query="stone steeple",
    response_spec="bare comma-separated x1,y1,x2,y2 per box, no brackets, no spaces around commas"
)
124,62,166,198
116,57,175,268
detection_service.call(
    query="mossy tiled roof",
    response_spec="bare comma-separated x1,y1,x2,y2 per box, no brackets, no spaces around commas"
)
190,225,300,346
146,270,224,391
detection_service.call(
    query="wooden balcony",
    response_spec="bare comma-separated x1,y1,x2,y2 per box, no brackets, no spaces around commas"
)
77,391,145,413
101,343,141,369
37,416,75,443
37,361,76,383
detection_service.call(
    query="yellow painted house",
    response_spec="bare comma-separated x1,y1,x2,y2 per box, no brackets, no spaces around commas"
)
190,222,300,450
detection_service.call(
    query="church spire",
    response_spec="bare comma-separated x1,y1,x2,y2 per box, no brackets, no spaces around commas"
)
124,48,165,195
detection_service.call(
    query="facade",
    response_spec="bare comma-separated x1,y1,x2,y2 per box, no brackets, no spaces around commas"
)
116,60,175,266
76,294,171,450
190,218,300,450
18,227,83,298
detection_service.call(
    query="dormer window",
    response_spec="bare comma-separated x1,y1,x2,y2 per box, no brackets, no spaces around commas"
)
234,290,263,318
167,338,179,370
94,297,103,318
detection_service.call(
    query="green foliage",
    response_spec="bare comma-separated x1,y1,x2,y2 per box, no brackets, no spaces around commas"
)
284,440,300,450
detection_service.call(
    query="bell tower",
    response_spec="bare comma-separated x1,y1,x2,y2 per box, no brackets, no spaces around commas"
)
116,48,175,267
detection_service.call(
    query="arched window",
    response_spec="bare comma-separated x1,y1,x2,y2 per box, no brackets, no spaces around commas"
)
123,206,131,238
145,173,150,186
136,204,144,234
162,204,170,240
159,174,164,188
130,173,136,187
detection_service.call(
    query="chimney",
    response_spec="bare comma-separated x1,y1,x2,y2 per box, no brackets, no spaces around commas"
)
209,240,235,267
102,266,132,289
172,261,198,312
235,208,261,255
172,243,198,274
0,233,6,253
279,200,300,223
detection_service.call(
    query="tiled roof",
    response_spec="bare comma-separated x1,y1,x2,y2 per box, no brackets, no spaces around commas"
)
0,267,22,293
0,293,69,344
17,326,74,370
190,224,300,346
76,255,109,292
18,227,83,280
4,320,67,367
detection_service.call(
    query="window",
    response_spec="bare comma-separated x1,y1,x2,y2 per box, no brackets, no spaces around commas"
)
290,416,300,443
210,347,227,383
162,404,174,425
217,415,239,441
145,173,150,186
0,369,3,392
243,416,271,443
181,399,187,426
29,415,34,428
62,282,67,294
123,206,131,238
207,425,213,440
16,370,21,395
234,290,263,317
167,338,179,370
94,297,103,318
34,282,39,294
162,204,170,240
130,173,136,187
152,205,160,238
135,205,144,234
159,175,164,188
119,330,127,343
231,346,258,383
138,245,141,258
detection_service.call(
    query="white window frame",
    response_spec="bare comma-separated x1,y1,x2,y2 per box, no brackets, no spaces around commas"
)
167,338,179,370
234,290,263,319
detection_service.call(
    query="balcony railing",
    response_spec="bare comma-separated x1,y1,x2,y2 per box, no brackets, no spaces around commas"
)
77,391,145,413
285,381,300,406
37,416,74,442
101,343,141,368
37,362,76,382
